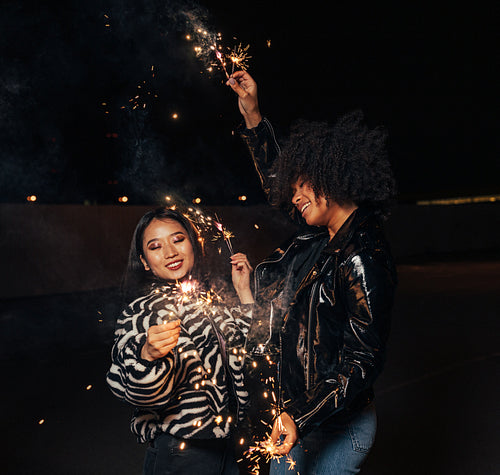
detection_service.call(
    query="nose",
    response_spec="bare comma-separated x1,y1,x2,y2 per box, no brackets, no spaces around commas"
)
292,189,301,205
163,243,178,259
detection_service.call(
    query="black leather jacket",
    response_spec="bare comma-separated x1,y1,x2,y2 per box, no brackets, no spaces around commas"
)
240,119,397,437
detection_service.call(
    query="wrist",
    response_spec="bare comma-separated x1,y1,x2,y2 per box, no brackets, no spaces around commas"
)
237,289,254,304
140,343,155,362
244,111,262,129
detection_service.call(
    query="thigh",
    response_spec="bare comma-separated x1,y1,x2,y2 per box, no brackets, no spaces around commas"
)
269,439,307,475
269,404,377,475
310,403,377,475
144,433,235,475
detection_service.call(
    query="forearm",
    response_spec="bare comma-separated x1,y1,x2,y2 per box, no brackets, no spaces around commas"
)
238,118,281,199
107,333,177,407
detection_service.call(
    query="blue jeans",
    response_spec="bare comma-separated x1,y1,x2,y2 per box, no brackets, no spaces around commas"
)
270,403,377,475
143,432,239,475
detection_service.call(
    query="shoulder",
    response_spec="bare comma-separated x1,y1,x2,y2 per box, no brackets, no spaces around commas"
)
340,214,395,276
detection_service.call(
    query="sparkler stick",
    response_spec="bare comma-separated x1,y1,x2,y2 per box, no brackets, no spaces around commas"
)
214,215,235,255
214,48,230,79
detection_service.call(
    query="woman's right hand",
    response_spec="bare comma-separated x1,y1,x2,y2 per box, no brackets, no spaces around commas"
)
141,320,181,361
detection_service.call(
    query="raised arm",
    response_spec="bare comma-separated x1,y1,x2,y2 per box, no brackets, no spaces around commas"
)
227,71,262,129
228,71,281,200
230,252,254,304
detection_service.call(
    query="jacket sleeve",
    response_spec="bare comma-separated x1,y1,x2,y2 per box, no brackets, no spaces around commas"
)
284,248,396,435
238,118,281,201
105,296,178,408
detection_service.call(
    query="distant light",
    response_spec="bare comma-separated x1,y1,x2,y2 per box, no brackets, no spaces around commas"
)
27,195,37,202
254,224,259,229
267,39,272,48
172,113,179,119
417,194,500,206
38,419,45,425
118,196,128,203
86,385,93,391
165,196,171,201
185,34,191,40
238,195,247,201
193,197,201,204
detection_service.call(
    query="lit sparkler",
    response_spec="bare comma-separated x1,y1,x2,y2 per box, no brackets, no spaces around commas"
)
229,43,252,75
182,13,251,80
214,47,230,79
214,216,235,255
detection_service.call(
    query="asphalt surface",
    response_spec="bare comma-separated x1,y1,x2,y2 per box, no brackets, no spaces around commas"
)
1,259,499,474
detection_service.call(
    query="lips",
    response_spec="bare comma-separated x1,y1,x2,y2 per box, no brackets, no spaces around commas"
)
300,202,311,215
166,260,183,271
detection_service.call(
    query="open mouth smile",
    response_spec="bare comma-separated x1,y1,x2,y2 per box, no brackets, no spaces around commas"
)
166,260,183,271
300,202,311,215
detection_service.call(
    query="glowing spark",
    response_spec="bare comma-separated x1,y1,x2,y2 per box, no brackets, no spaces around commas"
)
180,442,186,450
214,48,230,79
286,455,297,470
214,217,234,255
228,43,252,74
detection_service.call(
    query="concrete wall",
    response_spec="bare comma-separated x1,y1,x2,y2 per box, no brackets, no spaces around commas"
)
1,202,498,299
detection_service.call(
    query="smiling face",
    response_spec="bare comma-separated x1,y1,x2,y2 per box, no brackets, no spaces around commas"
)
139,218,195,282
291,178,336,227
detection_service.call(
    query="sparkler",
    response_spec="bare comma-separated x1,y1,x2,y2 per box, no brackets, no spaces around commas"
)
228,43,252,75
214,216,235,255
183,13,251,80
214,48,230,79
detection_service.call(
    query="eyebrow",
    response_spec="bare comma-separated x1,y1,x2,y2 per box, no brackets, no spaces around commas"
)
146,231,185,246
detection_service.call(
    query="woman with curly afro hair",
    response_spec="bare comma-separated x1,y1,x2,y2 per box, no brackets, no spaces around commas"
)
228,71,398,475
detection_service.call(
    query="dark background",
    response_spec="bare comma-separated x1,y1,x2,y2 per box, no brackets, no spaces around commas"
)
1,2,499,474
1,0,498,205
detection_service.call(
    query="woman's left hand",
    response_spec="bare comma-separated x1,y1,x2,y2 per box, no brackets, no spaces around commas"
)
230,253,254,304
269,412,299,456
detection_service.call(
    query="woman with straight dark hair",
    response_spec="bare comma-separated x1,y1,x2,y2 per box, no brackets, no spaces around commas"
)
106,207,254,475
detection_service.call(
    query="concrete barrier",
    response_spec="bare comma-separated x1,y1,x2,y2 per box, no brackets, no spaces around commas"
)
1,202,498,299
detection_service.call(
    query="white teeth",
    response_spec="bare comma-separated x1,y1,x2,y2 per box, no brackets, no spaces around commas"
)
167,261,182,269
301,202,311,213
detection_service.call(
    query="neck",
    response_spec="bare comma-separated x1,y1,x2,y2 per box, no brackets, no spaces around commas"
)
327,202,358,239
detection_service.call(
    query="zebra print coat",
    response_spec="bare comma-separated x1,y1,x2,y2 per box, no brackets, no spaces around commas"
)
106,284,253,443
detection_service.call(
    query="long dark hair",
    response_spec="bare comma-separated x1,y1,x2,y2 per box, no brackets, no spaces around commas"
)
121,207,205,302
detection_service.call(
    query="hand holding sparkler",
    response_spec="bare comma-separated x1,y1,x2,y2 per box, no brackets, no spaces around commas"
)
268,412,299,456
230,253,254,304
141,319,181,361
227,70,262,129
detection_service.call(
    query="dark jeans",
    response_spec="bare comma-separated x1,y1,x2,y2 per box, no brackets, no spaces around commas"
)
143,432,239,475
270,403,377,475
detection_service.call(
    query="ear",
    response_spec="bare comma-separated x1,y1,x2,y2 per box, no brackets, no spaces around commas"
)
140,255,150,271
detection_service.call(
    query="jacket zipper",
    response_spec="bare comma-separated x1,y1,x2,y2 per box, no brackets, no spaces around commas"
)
306,256,333,390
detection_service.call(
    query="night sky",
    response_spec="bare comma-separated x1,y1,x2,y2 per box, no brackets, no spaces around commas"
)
1,0,498,205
